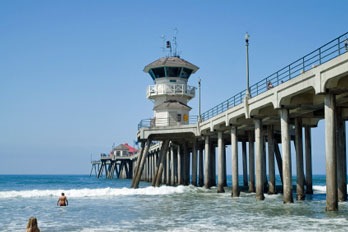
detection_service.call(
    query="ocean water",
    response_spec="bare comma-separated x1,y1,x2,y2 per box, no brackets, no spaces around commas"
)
1,175,348,232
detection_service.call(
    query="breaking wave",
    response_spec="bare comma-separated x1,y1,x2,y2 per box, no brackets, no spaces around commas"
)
0,185,191,199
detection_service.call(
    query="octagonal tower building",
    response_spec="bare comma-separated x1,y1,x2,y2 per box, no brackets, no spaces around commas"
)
144,56,199,127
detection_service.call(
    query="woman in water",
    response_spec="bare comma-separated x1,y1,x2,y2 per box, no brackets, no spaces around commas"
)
26,216,40,232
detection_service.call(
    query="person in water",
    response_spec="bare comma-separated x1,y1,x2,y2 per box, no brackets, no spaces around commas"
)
26,216,40,232
57,192,68,206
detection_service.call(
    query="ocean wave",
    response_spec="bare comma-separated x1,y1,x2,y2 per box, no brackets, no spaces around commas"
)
0,185,190,199
313,185,326,193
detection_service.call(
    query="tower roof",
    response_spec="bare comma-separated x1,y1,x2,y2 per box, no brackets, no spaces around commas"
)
144,56,199,73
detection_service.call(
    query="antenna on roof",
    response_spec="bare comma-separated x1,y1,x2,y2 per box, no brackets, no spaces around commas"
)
161,34,166,56
173,28,178,57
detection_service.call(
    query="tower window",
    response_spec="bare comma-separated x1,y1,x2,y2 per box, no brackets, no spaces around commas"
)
151,67,165,78
180,68,193,79
166,67,181,77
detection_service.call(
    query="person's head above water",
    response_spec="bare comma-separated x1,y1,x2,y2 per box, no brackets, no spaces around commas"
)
61,193,64,196
27,216,39,230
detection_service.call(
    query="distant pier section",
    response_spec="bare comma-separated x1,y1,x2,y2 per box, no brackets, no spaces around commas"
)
90,143,138,179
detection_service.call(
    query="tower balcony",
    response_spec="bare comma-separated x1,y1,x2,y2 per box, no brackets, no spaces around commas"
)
146,83,196,99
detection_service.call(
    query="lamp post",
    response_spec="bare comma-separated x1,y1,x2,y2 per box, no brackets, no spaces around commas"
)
198,77,201,122
245,33,250,98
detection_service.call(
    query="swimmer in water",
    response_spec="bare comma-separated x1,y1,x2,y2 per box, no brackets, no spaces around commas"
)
57,192,68,206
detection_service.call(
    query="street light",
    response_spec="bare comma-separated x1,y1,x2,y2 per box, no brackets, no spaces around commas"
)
198,77,201,122
245,33,250,98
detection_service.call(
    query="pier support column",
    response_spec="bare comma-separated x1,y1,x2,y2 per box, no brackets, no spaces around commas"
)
204,135,211,188
192,141,198,186
305,126,313,194
154,140,170,187
295,118,305,200
337,108,347,202
281,108,293,203
231,126,240,197
223,145,227,186
248,131,255,192
199,146,204,187
325,94,338,211
183,143,190,186
174,147,178,185
178,145,183,185
242,140,248,187
267,125,276,194
133,140,151,188
211,145,216,186
217,131,225,193
255,119,264,200
170,146,175,186
131,141,144,187
166,149,170,185
262,136,267,192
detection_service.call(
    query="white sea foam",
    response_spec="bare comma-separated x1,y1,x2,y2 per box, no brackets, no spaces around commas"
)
0,185,189,199
313,185,326,193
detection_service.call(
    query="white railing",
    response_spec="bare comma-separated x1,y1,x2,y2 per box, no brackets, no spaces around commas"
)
147,83,195,98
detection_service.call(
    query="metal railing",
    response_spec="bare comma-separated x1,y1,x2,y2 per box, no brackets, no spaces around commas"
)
201,32,348,121
138,115,199,129
147,83,196,98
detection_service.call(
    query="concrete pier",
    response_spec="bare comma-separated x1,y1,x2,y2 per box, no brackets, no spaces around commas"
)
231,126,239,197
217,131,225,193
267,125,276,194
281,108,293,203
248,132,255,192
255,119,264,200
135,33,348,211
295,118,305,200
204,136,211,188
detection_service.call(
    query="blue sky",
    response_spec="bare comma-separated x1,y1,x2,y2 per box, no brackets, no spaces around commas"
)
0,0,347,174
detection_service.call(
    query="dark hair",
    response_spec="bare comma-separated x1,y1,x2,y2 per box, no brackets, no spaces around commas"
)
61,193,64,196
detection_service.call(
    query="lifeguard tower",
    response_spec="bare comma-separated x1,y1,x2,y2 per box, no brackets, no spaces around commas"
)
143,38,199,127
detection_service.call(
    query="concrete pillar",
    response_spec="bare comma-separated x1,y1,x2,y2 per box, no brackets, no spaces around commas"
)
242,140,248,187
262,135,267,192
223,145,227,187
166,150,170,185
217,131,225,193
337,108,347,201
211,145,216,186
170,146,175,186
199,147,204,187
280,108,293,203
204,136,211,188
231,126,240,197
305,126,313,194
178,145,183,185
174,147,178,185
155,140,170,187
183,143,190,186
255,119,264,200
267,125,276,194
248,132,255,192
295,118,305,200
325,94,338,211
192,141,198,186
133,140,151,188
